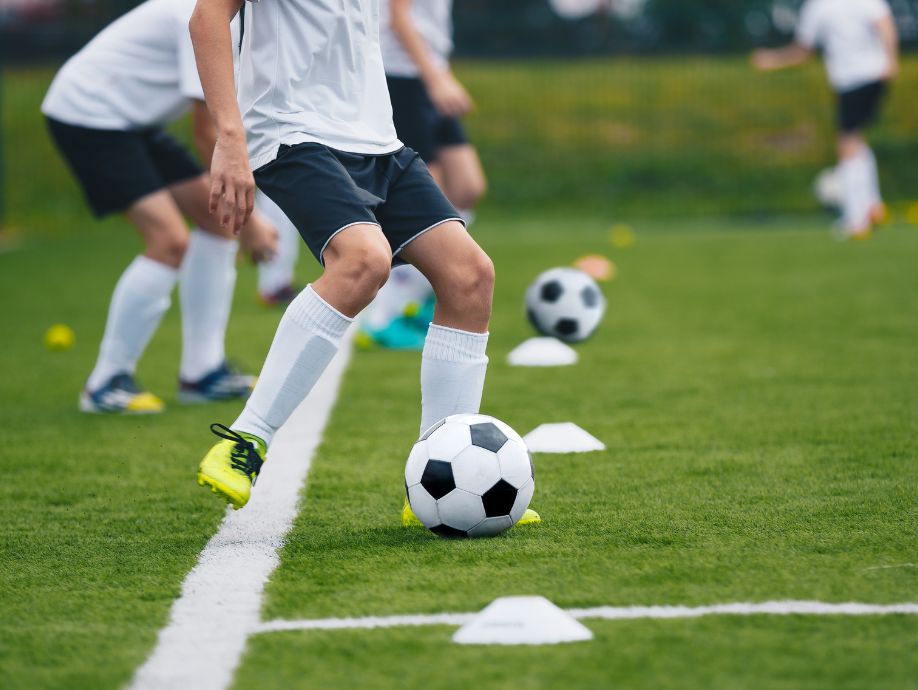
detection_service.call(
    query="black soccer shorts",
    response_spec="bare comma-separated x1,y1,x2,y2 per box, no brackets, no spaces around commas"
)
254,142,463,266
46,117,204,217
386,76,469,164
837,81,887,134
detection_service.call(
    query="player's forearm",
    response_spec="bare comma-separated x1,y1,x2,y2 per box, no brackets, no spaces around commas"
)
191,100,218,166
753,43,811,72
189,0,245,141
877,16,899,76
390,0,443,84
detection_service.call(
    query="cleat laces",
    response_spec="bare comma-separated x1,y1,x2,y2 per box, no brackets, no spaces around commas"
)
210,423,264,483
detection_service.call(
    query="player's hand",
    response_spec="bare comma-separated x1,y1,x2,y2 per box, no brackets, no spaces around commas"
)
426,70,473,118
240,214,279,264
209,132,255,235
751,49,777,71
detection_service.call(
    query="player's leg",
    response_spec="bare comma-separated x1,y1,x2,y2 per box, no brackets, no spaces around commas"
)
432,142,487,223
835,83,887,238
82,190,188,413
200,224,391,508
256,189,301,306
197,142,394,507
398,220,495,434
166,171,258,401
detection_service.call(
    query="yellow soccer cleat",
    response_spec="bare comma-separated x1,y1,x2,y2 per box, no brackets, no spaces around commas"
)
401,499,541,527
197,424,267,510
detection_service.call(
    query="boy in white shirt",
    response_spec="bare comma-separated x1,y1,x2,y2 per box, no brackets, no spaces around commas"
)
753,0,899,238
42,0,277,414
190,0,498,511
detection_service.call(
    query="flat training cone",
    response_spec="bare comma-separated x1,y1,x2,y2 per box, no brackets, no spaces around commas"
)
452,596,593,645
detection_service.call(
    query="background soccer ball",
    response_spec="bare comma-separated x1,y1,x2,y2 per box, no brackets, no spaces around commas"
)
525,267,606,343
405,414,535,538
814,166,842,211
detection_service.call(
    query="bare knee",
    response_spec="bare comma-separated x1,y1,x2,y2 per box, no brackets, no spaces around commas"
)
322,243,392,313
838,134,865,161
145,230,188,268
440,249,494,309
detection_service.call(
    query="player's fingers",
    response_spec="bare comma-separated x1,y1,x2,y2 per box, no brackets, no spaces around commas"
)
209,179,223,215
222,186,236,229
243,185,255,225
234,189,248,234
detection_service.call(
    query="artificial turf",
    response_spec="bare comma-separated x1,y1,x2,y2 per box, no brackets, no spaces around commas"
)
1,215,916,690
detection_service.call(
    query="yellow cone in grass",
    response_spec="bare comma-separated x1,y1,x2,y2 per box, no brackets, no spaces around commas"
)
609,223,636,249
44,324,75,351
906,202,918,227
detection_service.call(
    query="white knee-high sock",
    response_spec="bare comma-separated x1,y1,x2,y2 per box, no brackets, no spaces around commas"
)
363,264,433,330
233,285,352,446
86,255,178,391
839,154,872,231
419,324,489,436
863,146,882,207
256,190,301,296
179,230,239,382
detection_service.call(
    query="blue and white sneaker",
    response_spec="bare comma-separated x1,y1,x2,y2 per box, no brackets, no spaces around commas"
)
79,373,165,415
356,316,427,351
179,362,256,404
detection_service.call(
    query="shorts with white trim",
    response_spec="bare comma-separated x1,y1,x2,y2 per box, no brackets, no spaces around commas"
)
254,142,462,266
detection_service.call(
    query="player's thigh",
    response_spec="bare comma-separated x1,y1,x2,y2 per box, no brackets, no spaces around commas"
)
398,219,493,296
435,143,487,207
124,189,191,265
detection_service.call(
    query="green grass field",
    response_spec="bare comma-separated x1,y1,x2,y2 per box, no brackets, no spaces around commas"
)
1,212,916,690
5,56,918,228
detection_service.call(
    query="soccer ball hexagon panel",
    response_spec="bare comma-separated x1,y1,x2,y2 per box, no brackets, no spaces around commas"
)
405,414,535,538
525,267,606,343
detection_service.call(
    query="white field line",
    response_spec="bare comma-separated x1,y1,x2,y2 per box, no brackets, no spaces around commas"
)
128,332,354,690
254,601,918,635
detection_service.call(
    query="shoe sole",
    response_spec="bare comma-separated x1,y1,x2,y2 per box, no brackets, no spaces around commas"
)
78,394,164,415
178,390,252,405
197,471,247,510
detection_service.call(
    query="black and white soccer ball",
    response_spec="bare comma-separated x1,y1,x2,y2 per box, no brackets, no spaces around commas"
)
814,166,842,211
405,414,535,539
525,267,606,343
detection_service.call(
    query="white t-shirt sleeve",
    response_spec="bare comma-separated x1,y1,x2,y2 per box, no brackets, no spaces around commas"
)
177,22,205,101
796,0,822,49
864,0,893,21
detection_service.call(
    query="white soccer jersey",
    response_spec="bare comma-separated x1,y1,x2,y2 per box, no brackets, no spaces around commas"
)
239,0,401,169
42,0,205,130
379,0,454,77
796,0,893,91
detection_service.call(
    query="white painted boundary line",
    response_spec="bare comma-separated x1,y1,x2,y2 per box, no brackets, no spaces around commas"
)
254,601,918,635
128,333,354,690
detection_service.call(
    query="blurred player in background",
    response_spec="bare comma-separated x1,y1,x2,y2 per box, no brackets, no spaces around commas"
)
42,0,277,414
358,0,487,350
753,0,898,239
255,190,300,307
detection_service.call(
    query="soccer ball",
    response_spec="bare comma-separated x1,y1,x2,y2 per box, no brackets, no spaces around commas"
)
814,166,842,211
405,414,535,538
525,267,606,343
